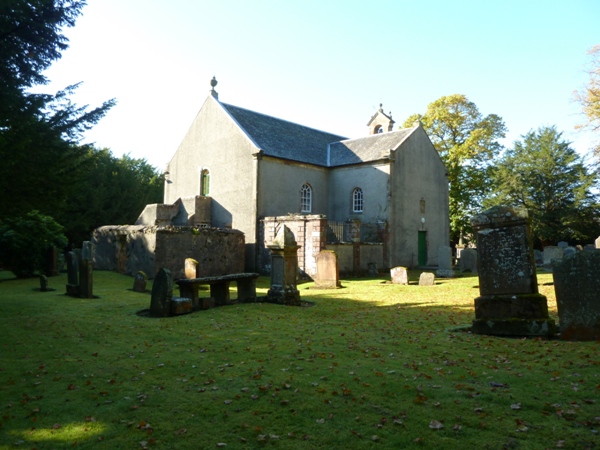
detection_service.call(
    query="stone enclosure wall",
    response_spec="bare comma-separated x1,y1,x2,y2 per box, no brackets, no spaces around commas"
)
92,225,245,279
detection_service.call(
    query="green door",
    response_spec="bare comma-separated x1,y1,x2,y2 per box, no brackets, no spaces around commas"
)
418,231,427,266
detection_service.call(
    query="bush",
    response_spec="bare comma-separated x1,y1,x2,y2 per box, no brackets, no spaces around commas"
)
0,211,67,277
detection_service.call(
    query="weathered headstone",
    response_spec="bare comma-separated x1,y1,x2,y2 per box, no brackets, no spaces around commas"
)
584,244,597,253
533,249,543,267
419,272,435,286
79,260,94,298
436,245,453,278
459,248,478,274
150,268,173,317
267,226,300,305
65,251,80,296
563,246,577,259
184,258,198,279
543,246,564,268
39,275,49,292
79,241,94,298
314,250,340,289
557,241,568,249
471,206,555,337
553,251,600,341
595,236,600,248
367,262,378,277
133,271,148,292
390,266,409,285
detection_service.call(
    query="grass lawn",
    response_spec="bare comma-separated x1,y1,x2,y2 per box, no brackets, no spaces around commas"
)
0,269,598,449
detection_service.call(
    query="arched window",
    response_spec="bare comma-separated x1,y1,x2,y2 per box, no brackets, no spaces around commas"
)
352,187,363,213
300,183,312,213
200,169,210,196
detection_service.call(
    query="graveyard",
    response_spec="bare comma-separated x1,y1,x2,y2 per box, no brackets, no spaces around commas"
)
1,267,599,449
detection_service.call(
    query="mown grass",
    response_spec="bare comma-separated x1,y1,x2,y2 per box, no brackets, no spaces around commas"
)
0,269,598,449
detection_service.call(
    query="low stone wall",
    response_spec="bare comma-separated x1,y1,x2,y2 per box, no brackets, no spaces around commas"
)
92,225,245,279
326,243,385,275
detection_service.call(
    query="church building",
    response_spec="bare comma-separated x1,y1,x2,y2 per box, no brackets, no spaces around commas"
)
160,78,449,275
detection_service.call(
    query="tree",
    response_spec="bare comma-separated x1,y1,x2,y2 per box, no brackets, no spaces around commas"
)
403,94,506,244
0,1,115,218
0,210,67,277
486,126,599,247
60,149,164,243
574,45,600,155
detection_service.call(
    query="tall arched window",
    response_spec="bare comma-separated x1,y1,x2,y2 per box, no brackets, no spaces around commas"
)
200,169,210,196
300,183,312,213
352,187,363,213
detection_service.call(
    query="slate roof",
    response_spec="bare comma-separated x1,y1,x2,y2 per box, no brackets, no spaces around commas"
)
221,103,347,166
329,128,416,166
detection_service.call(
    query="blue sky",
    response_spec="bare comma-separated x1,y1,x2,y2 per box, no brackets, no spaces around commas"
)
38,0,600,170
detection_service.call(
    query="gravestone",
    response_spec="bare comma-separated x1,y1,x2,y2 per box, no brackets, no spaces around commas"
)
584,244,596,252
459,248,478,274
563,246,577,259
533,249,544,266
150,268,173,317
470,206,555,337
133,271,148,292
184,258,198,279
39,275,49,292
553,252,600,341
65,251,80,296
543,246,563,268
314,250,340,289
419,272,435,286
267,226,301,305
367,262,378,277
390,266,409,285
596,236,600,248
436,245,453,278
79,241,94,298
557,241,568,249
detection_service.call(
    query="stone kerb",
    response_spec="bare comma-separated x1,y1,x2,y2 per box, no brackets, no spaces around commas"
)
314,250,340,289
470,206,555,337
553,251,600,340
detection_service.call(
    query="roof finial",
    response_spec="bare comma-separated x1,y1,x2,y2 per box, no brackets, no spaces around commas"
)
210,76,218,100
378,103,383,112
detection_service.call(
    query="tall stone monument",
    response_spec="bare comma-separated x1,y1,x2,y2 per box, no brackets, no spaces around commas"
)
471,206,555,336
79,241,94,298
267,225,301,305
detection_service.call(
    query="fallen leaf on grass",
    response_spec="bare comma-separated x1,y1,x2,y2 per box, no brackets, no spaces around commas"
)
429,420,444,430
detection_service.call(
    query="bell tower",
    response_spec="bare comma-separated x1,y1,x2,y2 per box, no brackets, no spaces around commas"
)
366,103,395,134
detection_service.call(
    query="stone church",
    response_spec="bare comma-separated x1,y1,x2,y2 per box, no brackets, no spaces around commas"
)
154,78,449,275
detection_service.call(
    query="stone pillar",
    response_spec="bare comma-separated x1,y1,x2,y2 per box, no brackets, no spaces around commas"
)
267,225,300,305
79,241,94,298
471,206,556,337
65,251,80,296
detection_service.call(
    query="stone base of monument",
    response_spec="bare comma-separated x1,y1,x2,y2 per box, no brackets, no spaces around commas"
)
472,294,556,337
170,297,193,315
267,286,301,306
66,284,80,296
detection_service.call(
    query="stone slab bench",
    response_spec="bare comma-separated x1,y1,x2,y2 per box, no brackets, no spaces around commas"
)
175,273,260,310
